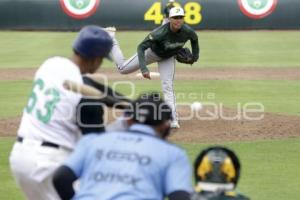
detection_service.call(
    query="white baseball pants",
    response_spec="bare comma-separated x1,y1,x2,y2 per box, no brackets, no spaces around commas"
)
110,41,178,122
9,139,71,200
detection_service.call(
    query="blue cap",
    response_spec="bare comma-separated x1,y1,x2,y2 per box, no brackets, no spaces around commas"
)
73,25,113,59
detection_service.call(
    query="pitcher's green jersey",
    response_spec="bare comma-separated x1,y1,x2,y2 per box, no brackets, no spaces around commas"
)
137,23,199,73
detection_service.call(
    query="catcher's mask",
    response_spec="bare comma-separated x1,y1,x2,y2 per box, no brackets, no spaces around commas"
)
194,146,240,191
126,92,172,138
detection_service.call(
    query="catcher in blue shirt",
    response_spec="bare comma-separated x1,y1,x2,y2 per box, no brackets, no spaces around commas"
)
53,92,193,200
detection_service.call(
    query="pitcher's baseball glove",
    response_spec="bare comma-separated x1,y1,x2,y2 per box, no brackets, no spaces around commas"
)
175,48,194,64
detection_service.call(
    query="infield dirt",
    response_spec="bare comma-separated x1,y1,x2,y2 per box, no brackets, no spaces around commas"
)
1,67,300,81
1,67,300,142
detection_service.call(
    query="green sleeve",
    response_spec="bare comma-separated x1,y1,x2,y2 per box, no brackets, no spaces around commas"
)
190,31,200,62
137,34,153,73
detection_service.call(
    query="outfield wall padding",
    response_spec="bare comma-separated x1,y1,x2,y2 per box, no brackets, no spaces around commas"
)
0,0,299,30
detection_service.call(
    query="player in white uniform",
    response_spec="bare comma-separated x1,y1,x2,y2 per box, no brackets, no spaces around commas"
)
9,25,114,200
108,7,199,129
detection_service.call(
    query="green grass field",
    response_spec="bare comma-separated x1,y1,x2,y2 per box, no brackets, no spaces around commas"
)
1,79,300,118
1,31,300,68
0,31,299,200
1,138,300,199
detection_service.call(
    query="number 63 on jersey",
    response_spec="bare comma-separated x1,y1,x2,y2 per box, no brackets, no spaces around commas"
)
144,2,202,25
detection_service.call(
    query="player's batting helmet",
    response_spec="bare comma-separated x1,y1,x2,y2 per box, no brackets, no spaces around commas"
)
73,25,113,59
194,146,241,190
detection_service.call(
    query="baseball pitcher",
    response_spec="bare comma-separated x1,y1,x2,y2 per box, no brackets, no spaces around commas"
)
108,7,200,128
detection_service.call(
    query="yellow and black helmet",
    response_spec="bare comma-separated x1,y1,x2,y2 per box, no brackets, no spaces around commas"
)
194,146,241,186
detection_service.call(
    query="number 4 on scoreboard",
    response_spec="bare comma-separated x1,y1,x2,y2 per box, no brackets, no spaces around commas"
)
144,2,202,25
144,2,163,24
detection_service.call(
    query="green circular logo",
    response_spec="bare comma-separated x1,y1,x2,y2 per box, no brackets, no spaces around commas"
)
60,0,100,19
238,0,278,19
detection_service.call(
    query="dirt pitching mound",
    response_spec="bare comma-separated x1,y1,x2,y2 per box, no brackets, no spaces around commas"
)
1,106,300,143
170,106,300,143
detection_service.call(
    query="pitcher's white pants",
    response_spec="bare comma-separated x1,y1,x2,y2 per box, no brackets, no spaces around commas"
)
9,139,71,200
110,41,178,122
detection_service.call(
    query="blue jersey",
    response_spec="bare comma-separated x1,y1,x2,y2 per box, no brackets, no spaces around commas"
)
65,124,192,200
